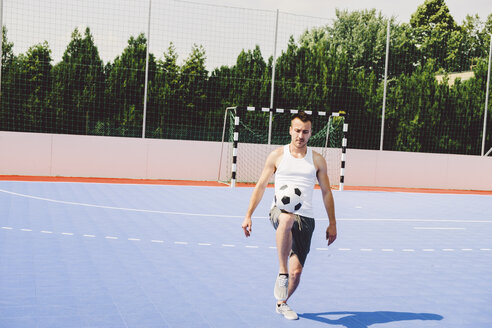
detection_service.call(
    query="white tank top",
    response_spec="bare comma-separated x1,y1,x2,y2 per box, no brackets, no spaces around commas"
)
273,144,317,218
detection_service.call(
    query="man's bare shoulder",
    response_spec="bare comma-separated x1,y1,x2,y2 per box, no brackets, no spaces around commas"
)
312,149,324,161
271,146,284,157
312,150,327,168
265,146,284,167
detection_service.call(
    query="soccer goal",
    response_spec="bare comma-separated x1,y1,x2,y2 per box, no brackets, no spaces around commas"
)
217,106,348,190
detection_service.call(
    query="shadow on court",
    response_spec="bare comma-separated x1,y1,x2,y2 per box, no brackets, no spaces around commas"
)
298,311,443,327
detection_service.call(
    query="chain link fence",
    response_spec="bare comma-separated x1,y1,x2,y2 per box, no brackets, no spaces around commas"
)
1,0,491,155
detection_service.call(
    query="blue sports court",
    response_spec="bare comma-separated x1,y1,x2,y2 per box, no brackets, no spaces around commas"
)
1,180,491,327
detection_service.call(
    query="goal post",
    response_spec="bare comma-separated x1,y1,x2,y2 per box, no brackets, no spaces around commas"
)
218,106,348,190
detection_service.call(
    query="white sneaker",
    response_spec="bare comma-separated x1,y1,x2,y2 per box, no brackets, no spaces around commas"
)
276,303,298,320
273,274,288,301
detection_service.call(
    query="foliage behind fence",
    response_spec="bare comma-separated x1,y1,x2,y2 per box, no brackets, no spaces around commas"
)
0,0,491,155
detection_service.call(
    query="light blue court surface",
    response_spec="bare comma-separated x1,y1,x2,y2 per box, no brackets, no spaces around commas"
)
1,181,491,328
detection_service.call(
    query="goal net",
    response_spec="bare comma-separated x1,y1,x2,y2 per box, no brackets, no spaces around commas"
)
218,107,347,189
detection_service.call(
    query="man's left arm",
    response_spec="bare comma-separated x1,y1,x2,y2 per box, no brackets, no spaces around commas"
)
313,152,337,246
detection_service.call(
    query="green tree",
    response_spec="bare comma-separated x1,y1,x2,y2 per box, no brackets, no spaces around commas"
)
179,44,208,111
209,65,234,110
486,13,492,33
448,59,491,154
172,44,214,140
385,61,444,152
447,14,491,72
1,26,14,75
230,45,268,107
388,22,419,77
297,14,388,149
275,37,309,110
149,43,182,138
226,45,270,143
51,27,105,135
15,42,53,132
208,64,235,133
410,0,460,70
106,33,156,137
326,9,390,79
0,26,16,131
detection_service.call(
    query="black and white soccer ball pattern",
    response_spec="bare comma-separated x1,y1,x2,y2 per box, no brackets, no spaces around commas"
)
274,184,303,213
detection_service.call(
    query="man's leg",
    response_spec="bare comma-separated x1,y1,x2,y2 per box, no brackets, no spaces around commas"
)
276,254,302,320
275,215,313,321
277,254,303,304
273,212,295,301
276,212,296,273
286,254,303,301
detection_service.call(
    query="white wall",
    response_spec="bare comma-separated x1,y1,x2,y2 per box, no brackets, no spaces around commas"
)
0,132,226,181
345,149,492,190
1,131,491,191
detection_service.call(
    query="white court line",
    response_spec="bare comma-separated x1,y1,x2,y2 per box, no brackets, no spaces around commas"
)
318,218,492,223
2,188,492,223
0,188,244,218
414,227,466,230
2,225,491,254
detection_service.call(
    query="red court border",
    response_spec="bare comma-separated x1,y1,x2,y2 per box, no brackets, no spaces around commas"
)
1,175,491,195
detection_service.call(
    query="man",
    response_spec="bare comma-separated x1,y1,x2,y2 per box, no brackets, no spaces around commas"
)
241,111,337,320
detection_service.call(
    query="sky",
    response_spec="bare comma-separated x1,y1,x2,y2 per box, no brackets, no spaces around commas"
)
2,0,491,69
197,0,491,23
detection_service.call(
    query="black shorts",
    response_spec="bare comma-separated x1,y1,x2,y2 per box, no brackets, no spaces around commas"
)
269,206,315,267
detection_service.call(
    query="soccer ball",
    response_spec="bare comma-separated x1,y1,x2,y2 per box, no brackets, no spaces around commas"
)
275,184,303,213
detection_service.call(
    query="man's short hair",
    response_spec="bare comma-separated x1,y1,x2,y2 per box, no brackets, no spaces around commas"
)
292,111,312,124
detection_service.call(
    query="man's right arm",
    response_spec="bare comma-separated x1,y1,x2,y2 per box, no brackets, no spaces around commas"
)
241,148,280,237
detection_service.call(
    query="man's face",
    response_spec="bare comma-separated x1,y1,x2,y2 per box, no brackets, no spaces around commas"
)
290,118,312,148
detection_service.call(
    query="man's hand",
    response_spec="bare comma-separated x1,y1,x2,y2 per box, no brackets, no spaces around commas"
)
326,224,337,246
242,217,252,237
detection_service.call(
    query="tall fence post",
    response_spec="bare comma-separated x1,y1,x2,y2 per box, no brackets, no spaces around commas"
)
268,9,279,145
380,19,390,151
142,0,152,138
481,33,492,156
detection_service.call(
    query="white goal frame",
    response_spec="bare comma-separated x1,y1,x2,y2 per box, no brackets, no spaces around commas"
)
218,106,348,190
